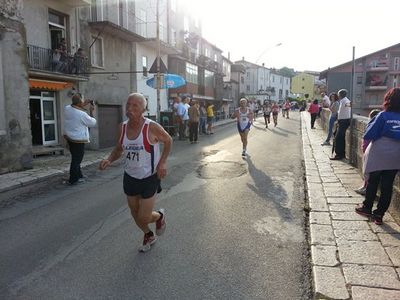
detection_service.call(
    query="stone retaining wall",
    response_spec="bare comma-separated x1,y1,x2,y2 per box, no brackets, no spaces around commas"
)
319,109,400,220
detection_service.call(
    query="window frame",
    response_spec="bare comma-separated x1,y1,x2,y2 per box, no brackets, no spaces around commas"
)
90,36,104,68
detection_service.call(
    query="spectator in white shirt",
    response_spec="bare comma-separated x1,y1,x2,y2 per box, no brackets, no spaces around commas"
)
331,89,351,160
63,93,97,184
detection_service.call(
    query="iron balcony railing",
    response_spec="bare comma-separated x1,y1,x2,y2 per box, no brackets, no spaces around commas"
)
27,44,89,76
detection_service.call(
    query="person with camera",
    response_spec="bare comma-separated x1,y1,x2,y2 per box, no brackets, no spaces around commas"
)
63,93,97,185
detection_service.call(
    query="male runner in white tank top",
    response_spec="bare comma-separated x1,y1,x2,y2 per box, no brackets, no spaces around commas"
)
231,98,253,157
99,93,172,252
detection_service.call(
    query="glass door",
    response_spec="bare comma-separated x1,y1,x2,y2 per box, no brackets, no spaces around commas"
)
40,91,58,145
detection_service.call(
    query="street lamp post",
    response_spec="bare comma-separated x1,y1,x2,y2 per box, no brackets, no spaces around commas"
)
255,43,282,65
156,0,161,122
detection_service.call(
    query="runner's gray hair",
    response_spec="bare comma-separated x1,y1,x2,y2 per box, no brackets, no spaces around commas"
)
128,93,147,109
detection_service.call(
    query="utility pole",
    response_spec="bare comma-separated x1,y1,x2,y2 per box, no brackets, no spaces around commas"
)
156,0,161,122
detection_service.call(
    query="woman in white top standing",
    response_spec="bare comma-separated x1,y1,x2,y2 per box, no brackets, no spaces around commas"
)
99,93,172,252
232,98,253,157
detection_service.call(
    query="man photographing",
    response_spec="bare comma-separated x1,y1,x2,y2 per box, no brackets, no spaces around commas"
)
63,93,97,185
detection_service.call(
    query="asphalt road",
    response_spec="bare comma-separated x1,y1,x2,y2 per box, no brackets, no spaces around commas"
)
0,112,312,300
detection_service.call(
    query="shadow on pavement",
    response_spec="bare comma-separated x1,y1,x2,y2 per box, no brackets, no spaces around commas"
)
245,156,293,222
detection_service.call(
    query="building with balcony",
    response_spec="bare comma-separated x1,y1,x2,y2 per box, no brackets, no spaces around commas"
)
23,0,92,150
320,43,400,116
167,9,226,113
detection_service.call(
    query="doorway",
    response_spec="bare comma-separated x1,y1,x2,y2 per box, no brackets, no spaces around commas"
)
29,90,58,146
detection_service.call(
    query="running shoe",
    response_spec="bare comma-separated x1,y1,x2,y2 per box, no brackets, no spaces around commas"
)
321,141,331,146
242,150,246,157
138,232,157,252
355,205,372,217
354,186,367,196
156,208,166,236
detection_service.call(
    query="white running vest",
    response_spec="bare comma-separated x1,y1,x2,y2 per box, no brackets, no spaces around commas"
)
120,118,160,179
237,108,251,130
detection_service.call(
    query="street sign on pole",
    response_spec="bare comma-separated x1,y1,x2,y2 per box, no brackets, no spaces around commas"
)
149,57,168,74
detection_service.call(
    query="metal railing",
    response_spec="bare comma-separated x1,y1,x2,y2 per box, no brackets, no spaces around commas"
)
27,44,89,76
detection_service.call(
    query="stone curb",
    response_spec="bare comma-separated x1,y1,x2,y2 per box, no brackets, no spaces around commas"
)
300,112,400,300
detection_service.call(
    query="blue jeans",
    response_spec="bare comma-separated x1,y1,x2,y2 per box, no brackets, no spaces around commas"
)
325,115,337,142
199,117,207,134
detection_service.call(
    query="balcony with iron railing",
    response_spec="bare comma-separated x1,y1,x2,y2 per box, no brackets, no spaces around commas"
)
27,44,89,78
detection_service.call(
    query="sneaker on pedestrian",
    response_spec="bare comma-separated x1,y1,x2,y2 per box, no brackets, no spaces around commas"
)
372,214,383,225
78,178,86,183
321,141,331,146
354,186,366,196
138,232,157,252
242,150,246,157
156,208,166,236
355,205,372,217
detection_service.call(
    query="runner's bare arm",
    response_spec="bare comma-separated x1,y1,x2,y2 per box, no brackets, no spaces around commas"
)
149,122,172,179
99,124,124,170
248,111,254,121
230,110,238,119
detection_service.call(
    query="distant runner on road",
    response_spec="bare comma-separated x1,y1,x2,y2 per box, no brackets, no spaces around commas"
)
271,102,279,127
232,98,253,157
99,93,172,253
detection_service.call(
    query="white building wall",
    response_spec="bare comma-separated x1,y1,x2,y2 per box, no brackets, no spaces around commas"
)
23,0,79,52
134,0,168,41
135,44,168,116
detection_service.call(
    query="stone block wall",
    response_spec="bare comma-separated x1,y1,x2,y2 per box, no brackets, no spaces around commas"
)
319,109,400,220
0,0,32,174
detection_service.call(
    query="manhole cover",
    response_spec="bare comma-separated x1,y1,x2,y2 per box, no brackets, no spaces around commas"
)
197,161,247,179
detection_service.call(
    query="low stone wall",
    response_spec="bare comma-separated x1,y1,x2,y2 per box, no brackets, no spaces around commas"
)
319,109,400,220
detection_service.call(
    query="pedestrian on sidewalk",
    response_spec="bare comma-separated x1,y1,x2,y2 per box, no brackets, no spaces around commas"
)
206,102,215,134
176,97,187,140
99,93,172,252
355,87,400,225
330,89,351,160
271,101,279,127
321,92,339,145
188,100,200,144
232,98,253,157
63,93,97,185
308,99,320,129
199,102,207,135
354,109,381,195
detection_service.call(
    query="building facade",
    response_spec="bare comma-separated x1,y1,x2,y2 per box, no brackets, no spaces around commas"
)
320,43,400,115
291,72,316,100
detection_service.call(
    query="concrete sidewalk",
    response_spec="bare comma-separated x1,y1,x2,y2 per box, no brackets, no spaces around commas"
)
0,118,235,194
301,112,400,299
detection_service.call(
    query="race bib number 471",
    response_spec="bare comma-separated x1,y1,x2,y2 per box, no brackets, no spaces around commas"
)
126,151,139,161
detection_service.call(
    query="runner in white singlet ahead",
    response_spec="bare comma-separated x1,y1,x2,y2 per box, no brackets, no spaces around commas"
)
231,98,253,157
99,93,172,253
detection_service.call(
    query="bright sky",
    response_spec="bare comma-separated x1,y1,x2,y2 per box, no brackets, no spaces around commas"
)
184,0,400,72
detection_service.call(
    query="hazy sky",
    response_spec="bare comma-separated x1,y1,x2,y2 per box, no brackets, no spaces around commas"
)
184,0,399,72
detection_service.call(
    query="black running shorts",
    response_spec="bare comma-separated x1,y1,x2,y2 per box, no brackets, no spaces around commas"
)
123,172,162,199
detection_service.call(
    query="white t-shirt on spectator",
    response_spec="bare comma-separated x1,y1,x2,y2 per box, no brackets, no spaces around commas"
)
322,95,331,108
63,105,97,142
337,97,351,120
